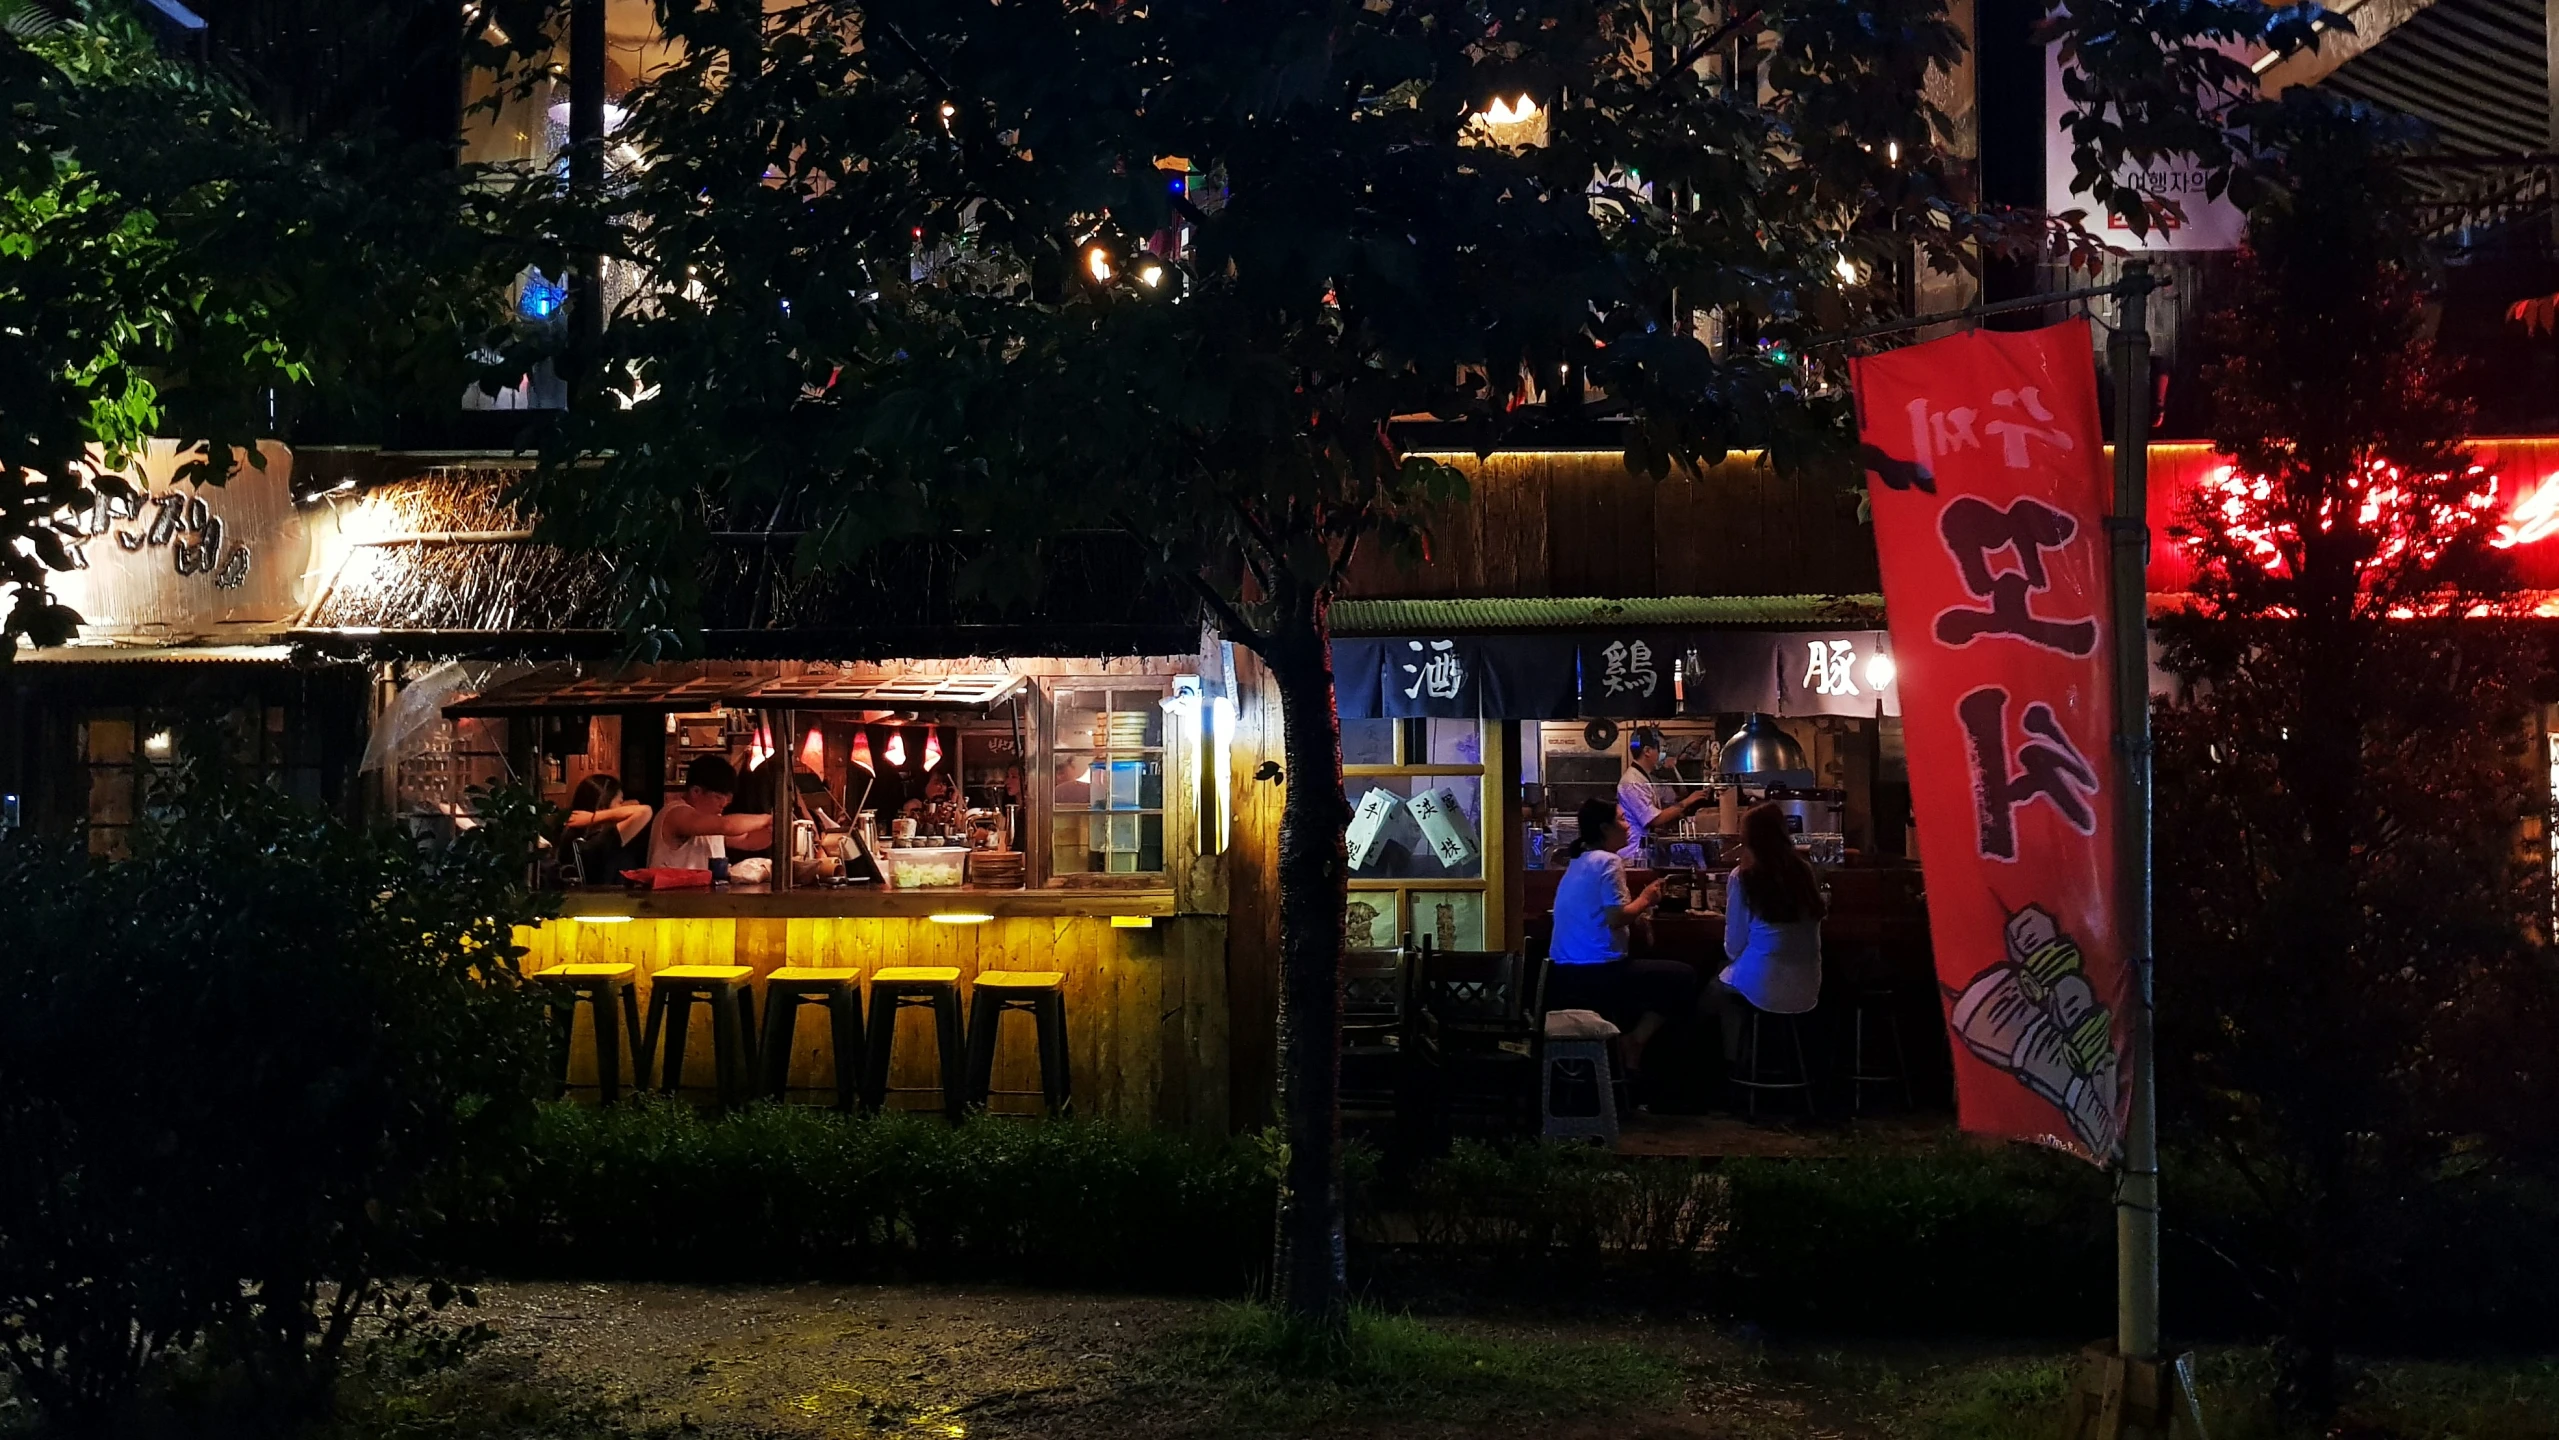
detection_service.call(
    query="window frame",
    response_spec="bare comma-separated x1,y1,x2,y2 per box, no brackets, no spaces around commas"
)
1038,677,1181,889
1343,719,1507,950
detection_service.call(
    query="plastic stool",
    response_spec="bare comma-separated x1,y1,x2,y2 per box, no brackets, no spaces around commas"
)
760,967,865,1109
532,963,645,1105
1540,1008,1620,1145
863,967,966,1120
964,971,1071,1117
642,965,757,1107
1848,987,1915,1113
1729,1006,1816,1119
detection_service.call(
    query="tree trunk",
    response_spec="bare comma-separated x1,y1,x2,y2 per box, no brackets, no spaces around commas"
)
1263,584,1351,1334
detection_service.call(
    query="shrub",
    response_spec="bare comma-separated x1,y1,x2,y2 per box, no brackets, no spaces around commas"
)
0,765,552,1432
1711,1142,2113,1336
457,1099,1274,1291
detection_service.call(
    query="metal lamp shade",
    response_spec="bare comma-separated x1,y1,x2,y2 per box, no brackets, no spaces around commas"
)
1717,713,1805,777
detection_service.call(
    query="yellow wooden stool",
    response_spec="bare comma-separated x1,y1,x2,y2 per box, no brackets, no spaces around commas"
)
531,963,645,1105
759,967,864,1109
964,971,1071,1117
642,965,757,1107
863,967,965,1120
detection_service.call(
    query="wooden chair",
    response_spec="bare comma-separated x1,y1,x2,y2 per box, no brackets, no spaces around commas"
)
1412,939,1541,1139
1340,944,1415,1132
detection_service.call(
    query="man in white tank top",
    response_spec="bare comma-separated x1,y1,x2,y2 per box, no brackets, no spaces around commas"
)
647,755,774,870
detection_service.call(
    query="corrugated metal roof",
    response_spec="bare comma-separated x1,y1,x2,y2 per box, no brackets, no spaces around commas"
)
11,644,300,665
2321,0,2548,155
445,664,1030,716
1329,595,1886,633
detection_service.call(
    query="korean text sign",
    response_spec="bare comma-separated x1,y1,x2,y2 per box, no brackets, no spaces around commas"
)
1852,319,2130,1163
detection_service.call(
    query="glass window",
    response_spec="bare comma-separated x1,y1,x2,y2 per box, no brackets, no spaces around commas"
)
1049,685,1169,877
1346,775,1484,880
1340,719,1396,767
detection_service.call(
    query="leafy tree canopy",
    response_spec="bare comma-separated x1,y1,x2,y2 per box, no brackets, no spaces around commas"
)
0,0,542,657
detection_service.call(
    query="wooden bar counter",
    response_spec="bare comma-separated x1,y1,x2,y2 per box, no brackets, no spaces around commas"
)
516,889,1227,1135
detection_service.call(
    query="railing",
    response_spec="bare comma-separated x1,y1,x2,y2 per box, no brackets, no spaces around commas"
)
2401,155,2559,255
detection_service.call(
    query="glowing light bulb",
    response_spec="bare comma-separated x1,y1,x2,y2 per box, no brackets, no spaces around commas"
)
1864,653,1897,691
1138,262,1164,288
1484,94,1539,124
1887,140,1900,163
1834,255,1859,285
1087,247,1113,283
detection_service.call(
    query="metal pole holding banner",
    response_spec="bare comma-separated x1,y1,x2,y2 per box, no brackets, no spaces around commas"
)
2109,261,2160,1365
2068,260,2200,1440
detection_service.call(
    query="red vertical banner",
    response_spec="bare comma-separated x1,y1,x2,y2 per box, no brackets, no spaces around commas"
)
1852,319,2130,1163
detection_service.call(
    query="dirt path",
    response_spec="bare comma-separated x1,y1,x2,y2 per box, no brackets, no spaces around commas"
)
450,1281,1867,1439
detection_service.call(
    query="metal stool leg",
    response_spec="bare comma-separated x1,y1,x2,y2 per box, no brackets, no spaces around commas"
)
1039,992,1071,1116
1789,1015,1815,1118
759,990,796,1099
827,988,864,1111
937,988,968,1123
544,989,577,1099
651,987,688,1093
592,983,623,1107
861,993,898,1113
714,985,749,1109
963,989,1004,1108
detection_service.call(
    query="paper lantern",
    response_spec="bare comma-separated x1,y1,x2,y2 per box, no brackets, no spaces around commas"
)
848,729,876,773
923,724,943,770
884,729,907,768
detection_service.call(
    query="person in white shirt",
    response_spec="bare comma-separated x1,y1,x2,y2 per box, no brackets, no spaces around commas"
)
1717,800,1827,1063
1616,728,1714,862
647,755,775,870
1546,797,1701,1082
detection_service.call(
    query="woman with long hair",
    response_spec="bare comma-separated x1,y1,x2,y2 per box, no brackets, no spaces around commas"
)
557,773,653,884
1545,796,1703,1084
1715,800,1827,1060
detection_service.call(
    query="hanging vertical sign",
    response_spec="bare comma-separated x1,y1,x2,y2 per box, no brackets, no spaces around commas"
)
1852,319,2131,1163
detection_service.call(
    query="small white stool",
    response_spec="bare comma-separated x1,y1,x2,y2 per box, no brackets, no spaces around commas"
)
1540,1008,1621,1145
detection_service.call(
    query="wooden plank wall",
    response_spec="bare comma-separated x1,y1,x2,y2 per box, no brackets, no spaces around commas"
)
1345,450,1879,599
518,913,1229,1137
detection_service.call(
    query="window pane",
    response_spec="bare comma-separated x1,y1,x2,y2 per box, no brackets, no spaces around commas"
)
1052,754,1162,811
1423,720,1481,766
1054,691,1106,751
1345,893,1401,950
1052,811,1164,874
1410,890,1487,951
1340,719,1395,767
1049,683,1171,879
1345,776,1483,880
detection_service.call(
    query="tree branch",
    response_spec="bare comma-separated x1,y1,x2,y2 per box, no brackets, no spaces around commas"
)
1183,572,1270,652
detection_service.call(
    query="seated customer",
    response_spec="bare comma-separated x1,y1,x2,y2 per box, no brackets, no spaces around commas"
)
1715,801,1827,1061
648,755,775,870
1545,797,1702,1084
557,774,653,883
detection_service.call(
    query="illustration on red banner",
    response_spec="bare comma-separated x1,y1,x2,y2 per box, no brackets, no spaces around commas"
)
1948,905,2121,1158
